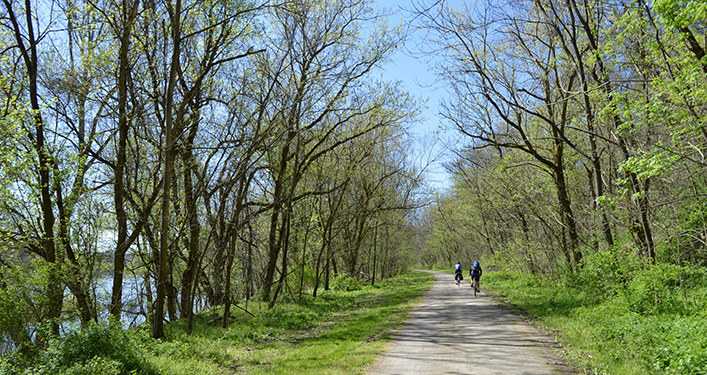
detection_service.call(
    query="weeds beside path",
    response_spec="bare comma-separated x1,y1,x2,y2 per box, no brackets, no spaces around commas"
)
150,271,436,375
0,271,435,375
484,263,707,375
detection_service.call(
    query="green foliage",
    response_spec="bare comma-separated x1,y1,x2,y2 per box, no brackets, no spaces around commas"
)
1,320,158,375
0,272,429,375
569,250,643,302
485,264,707,375
487,270,584,317
0,259,55,357
330,274,362,291
418,263,453,272
0,277,33,355
144,271,434,374
653,0,707,29
290,264,317,293
59,356,123,375
649,315,707,374
619,149,679,182
262,306,320,330
660,199,707,266
625,264,706,316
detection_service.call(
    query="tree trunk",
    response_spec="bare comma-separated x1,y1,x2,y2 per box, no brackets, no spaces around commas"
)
298,214,311,301
554,163,581,270
167,260,178,322
269,199,293,309
111,0,140,319
262,138,291,302
3,0,65,336
567,0,655,260
537,0,615,251
221,229,236,328
313,238,325,298
222,175,247,327
180,122,201,331
154,0,181,339
371,224,377,286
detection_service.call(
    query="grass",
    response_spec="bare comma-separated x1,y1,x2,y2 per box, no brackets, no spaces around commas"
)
483,261,707,375
146,271,435,374
0,271,434,375
18,260,705,375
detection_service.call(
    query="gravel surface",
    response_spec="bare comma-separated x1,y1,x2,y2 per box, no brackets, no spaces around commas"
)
366,270,577,375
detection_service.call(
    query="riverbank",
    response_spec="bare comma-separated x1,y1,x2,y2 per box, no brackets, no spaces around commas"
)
0,271,435,375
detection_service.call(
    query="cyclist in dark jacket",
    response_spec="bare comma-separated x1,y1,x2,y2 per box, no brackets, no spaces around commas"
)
454,262,463,286
470,261,482,292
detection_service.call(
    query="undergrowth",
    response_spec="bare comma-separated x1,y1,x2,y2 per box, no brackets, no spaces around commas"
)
0,319,158,375
0,271,434,375
485,252,707,375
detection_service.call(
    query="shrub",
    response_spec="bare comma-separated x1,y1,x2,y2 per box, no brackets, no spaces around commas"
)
62,356,123,375
3,319,158,375
330,275,362,291
570,250,642,303
0,286,32,358
626,264,706,316
485,266,707,374
0,260,49,359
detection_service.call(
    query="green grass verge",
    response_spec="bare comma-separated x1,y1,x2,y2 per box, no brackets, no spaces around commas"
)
149,271,434,374
0,272,434,375
149,272,434,375
484,264,707,375
1,271,434,375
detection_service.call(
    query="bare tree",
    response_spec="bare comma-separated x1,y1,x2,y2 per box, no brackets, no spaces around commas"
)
413,0,585,269
256,0,405,304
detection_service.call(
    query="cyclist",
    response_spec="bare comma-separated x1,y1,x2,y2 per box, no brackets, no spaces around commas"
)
454,262,463,286
470,261,482,292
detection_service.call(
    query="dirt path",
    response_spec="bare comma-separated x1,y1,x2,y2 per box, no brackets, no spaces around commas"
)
366,270,577,375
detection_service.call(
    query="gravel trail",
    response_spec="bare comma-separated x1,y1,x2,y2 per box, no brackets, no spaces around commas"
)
366,270,577,375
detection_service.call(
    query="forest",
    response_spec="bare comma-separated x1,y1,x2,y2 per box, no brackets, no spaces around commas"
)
416,0,707,371
0,0,424,352
1,0,706,371
417,0,707,273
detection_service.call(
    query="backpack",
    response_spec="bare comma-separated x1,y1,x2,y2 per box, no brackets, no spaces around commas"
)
472,261,481,272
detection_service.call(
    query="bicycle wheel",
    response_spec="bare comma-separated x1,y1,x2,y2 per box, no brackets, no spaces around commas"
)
473,280,477,296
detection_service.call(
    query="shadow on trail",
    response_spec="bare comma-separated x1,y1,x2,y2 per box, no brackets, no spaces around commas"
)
366,271,577,375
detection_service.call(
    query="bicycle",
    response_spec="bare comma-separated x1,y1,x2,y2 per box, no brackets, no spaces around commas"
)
471,279,479,296
454,272,463,286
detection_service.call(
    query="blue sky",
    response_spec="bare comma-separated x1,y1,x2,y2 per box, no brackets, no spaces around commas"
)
374,0,455,191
